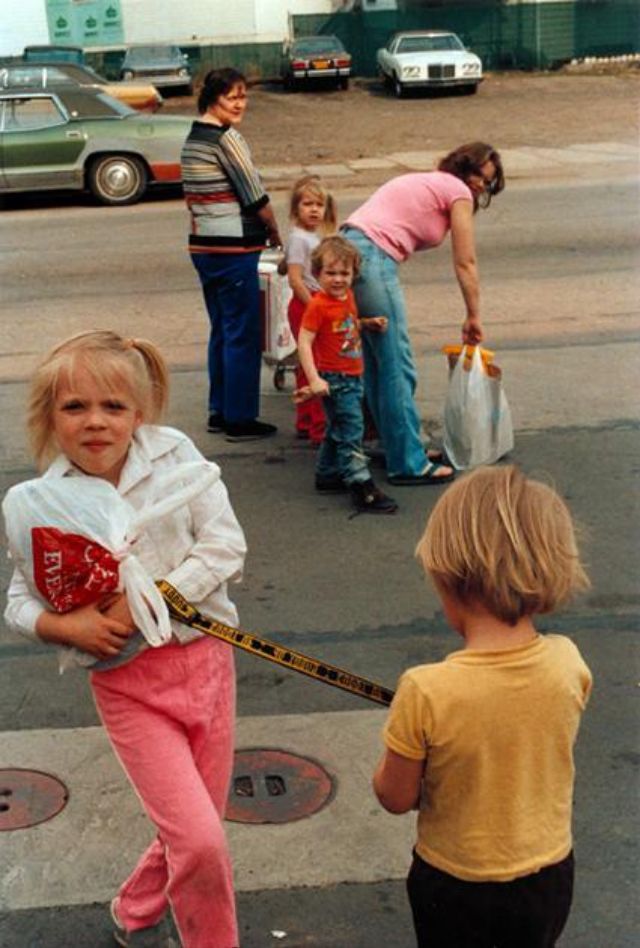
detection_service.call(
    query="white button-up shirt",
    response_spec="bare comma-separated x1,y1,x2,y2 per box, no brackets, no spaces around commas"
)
5,425,247,669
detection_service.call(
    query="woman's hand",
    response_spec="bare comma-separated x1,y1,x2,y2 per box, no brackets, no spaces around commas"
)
462,315,484,344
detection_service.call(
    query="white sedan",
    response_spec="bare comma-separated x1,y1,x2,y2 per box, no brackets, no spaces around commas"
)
377,30,483,98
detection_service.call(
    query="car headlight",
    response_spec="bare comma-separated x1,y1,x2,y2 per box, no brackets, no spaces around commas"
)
462,62,480,75
179,67,189,78
122,70,134,79
402,65,421,78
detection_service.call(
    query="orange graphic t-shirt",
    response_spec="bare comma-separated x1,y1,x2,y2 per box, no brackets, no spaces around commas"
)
300,290,363,376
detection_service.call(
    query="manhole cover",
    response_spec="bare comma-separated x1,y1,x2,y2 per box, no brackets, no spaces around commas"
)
226,749,334,824
0,769,68,831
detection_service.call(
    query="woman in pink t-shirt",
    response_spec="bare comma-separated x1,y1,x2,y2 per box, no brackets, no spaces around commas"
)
341,142,504,485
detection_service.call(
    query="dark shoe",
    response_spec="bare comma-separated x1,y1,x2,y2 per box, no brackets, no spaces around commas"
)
315,475,347,493
207,413,225,433
111,898,179,947
388,461,455,486
225,420,278,442
350,479,398,514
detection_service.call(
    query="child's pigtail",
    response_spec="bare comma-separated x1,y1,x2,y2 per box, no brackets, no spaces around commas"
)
129,338,170,423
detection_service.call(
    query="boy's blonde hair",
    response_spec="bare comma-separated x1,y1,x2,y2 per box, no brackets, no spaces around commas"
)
311,235,361,279
28,330,169,469
416,465,589,624
289,174,337,234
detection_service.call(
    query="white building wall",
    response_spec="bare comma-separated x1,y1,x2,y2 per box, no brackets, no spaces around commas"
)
119,0,334,45
0,0,337,55
1,0,50,56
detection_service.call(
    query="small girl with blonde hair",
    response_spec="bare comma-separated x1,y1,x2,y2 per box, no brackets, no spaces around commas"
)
4,329,246,948
374,464,592,947
284,174,337,444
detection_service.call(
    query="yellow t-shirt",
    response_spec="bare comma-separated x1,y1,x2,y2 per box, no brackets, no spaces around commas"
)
383,634,592,882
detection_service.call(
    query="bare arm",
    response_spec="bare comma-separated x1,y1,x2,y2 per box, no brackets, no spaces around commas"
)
287,263,312,306
373,748,425,814
36,599,135,661
450,199,483,344
297,327,329,397
257,201,282,248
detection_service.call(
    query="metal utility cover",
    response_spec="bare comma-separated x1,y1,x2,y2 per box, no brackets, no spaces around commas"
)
226,749,334,824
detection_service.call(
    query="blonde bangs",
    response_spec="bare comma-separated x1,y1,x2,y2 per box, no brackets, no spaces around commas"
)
27,330,168,469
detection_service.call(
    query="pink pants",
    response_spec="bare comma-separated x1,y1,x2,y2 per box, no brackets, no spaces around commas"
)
90,636,238,948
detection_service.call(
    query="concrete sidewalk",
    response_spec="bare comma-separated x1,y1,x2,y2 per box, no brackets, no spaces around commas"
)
258,140,638,190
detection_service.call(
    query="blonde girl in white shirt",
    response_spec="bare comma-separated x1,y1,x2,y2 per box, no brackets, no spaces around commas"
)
4,330,246,948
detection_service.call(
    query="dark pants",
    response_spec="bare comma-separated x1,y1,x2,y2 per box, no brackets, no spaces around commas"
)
191,251,261,423
407,851,574,948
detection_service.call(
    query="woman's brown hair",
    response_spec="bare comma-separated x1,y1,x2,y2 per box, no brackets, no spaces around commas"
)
438,142,505,209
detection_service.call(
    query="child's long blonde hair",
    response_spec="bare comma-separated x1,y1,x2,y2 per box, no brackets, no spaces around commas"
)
289,175,337,234
28,330,169,469
416,465,590,625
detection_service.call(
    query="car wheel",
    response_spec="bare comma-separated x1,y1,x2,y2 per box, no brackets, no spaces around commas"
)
88,154,148,206
393,74,404,98
463,83,479,95
338,76,349,91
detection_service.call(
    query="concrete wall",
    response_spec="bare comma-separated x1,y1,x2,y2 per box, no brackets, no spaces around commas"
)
1,0,49,56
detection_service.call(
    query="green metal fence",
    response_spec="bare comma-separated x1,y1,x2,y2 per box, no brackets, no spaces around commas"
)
293,0,640,73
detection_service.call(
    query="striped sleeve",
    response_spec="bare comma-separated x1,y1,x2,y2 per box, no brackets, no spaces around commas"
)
218,128,268,210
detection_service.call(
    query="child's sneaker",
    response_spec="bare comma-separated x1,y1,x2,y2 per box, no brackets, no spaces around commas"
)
111,898,179,947
350,479,398,514
315,474,347,493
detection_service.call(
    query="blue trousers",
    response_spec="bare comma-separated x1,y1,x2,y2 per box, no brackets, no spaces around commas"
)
191,251,261,424
316,372,371,486
341,227,428,478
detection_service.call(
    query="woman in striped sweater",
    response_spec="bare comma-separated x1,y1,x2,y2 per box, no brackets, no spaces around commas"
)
181,68,282,441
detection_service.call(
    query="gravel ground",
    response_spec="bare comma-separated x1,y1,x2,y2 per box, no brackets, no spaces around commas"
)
162,69,639,165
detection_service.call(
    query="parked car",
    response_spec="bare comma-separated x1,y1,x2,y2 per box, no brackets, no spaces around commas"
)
0,85,192,206
120,45,192,95
1,64,162,112
281,35,352,90
377,30,483,97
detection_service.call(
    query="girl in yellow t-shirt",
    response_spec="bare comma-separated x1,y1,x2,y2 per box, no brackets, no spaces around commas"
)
374,464,592,948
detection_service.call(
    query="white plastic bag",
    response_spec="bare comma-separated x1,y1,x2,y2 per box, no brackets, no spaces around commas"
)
443,345,514,470
258,253,295,362
2,461,217,666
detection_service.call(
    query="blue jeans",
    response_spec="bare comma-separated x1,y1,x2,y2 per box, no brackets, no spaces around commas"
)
316,372,371,486
341,227,427,478
191,251,261,423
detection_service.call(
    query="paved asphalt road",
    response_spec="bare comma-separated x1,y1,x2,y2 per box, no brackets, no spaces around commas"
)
0,164,638,947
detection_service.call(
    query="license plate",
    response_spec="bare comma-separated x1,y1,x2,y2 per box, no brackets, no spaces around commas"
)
312,60,330,69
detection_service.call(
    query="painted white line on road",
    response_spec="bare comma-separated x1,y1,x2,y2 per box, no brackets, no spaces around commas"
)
0,710,414,911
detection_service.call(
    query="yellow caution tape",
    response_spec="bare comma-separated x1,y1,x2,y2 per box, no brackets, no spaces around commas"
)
157,580,394,707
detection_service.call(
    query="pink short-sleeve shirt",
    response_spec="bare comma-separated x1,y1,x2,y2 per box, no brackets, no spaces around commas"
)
344,171,473,263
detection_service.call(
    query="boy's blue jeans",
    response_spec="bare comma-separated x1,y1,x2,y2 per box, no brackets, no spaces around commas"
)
316,372,371,486
341,226,428,478
191,251,261,423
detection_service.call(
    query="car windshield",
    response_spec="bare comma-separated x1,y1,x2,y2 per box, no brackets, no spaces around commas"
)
126,46,181,63
397,34,464,53
0,64,107,89
1,66,74,89
292,37,345,56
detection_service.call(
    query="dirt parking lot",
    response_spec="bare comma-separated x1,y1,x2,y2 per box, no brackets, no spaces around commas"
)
164,69,639,166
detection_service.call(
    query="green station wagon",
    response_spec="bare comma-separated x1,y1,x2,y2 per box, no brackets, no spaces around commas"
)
0,85,192,205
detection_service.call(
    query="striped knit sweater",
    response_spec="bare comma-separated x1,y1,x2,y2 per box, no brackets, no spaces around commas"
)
181,120,270,253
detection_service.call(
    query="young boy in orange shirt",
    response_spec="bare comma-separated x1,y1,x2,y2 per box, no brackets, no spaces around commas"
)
296,236,397,514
